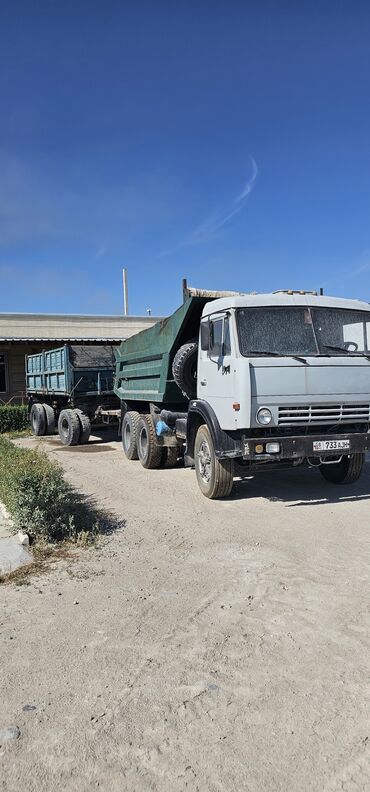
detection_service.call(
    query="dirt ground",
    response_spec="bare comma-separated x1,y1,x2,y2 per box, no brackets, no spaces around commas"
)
1,431,369,792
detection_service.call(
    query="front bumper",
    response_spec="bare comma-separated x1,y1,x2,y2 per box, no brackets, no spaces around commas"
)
242,431,370,461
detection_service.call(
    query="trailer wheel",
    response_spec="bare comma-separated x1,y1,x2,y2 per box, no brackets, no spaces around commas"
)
122,411,141,460
137,414,163,469
172,341,198,399
43,404,56,435
194,424,234,498
30,403,46,436
319,453,365,484
75,410,91,444
58,409,81,446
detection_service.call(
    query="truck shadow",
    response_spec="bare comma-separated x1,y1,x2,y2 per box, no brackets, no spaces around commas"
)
89,426,120,444
63,489,125,538
230,459,370,507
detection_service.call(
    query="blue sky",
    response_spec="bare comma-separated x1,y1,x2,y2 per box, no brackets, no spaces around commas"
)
1,0,370,316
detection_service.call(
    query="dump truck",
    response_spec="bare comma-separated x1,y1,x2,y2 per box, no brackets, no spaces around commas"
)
26,344,119,445
115,281,370,498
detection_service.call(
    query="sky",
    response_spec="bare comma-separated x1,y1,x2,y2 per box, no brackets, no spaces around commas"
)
1,0,370,317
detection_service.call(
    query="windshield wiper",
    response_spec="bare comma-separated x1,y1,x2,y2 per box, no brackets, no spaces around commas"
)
249,350,309,364
322,344,370,361
322,344,351,354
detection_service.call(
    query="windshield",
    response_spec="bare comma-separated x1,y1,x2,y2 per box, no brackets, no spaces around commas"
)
236,307,370,357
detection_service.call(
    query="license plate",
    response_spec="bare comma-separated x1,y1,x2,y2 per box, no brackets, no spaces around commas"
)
312,439,350,452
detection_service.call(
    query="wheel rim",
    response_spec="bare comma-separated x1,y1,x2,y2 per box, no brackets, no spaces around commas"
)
138,425,148,459
60,417,69,438
123,422,131,451
197,438,212,483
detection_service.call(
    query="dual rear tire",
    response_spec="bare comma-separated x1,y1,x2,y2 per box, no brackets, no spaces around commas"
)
30,403,55,436
122,411,179,470
58,409,91,446
30,403,91,446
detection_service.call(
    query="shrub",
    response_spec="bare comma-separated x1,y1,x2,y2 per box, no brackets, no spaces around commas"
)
0,437,118,542
0,405,29,433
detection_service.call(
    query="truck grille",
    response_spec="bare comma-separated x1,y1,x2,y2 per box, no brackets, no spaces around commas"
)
278,404,370,426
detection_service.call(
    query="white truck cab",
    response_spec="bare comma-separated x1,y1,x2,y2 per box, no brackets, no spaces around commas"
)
188,291,370,497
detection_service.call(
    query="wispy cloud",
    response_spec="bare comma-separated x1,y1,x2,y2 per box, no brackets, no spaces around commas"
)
94,244,107,261
184,156,258,246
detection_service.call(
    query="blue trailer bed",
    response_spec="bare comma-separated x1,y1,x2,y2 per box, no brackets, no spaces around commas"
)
26,345,116,396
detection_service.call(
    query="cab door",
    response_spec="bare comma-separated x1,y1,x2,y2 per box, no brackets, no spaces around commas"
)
198,313,237,430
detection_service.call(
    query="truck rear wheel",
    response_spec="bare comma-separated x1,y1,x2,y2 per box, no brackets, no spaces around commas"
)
319,453,365,484
58,409,81,446
137,414,163,469
172,341,198,399
194,424,234,498
75,410,91,444
30,403,46,436
43,404,55,435
122,411,141,459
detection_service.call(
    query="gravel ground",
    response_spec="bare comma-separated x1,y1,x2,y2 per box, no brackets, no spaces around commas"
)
1,432,369,792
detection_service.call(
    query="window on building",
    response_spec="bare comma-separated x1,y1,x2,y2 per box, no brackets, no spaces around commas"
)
0,353,7,392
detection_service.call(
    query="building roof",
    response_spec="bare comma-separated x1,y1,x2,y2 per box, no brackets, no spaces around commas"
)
0,312,162,343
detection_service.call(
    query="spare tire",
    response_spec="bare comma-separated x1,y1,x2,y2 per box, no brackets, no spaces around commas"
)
172,341,198,399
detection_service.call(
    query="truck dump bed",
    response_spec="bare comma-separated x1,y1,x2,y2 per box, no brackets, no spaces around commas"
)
114,292,222,405
26,345,117,397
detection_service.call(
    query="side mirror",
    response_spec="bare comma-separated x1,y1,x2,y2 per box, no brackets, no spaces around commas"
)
200,321,210,351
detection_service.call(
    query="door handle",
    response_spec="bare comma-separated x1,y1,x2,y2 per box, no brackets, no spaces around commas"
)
200,379,207,386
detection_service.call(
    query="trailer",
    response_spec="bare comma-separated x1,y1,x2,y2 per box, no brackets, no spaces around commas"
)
26,344,119,445
115,280,370,498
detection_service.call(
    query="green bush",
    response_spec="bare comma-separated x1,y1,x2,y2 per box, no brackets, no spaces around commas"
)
0,436,117,542
0,405,29,433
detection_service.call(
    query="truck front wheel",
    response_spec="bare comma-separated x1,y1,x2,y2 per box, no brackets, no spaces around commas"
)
194,424,234,498
122,411,141,460
319,452,365,484
137,415,163,469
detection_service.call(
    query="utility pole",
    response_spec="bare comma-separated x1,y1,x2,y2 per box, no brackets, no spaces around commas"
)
123,268,129,316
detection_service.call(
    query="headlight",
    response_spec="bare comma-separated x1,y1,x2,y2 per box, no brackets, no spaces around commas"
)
256,407,272,425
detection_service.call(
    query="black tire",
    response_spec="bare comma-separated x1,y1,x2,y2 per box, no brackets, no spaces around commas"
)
30,403,46,436
58,409,81,446
43,404,56,435
162,446,179,468
122,411,141,460
194,424,234,499
172,341,198,399
75,410,91,445
137,414,163,469
319,453,365,484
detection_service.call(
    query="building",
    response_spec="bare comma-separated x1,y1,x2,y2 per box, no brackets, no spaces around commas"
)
0,312,161,404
